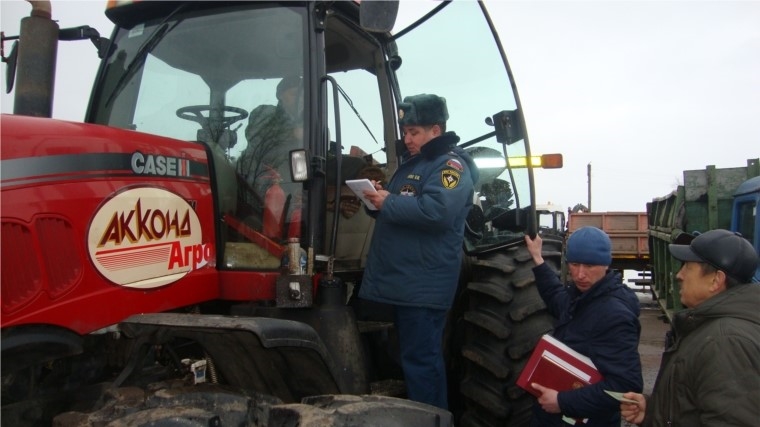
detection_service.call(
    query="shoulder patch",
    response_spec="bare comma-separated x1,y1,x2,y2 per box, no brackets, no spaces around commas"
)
399,184,417,196
441,169,461,189
446,158,464,172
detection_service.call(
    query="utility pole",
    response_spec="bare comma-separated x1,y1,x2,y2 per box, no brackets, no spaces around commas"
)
587,162,592,212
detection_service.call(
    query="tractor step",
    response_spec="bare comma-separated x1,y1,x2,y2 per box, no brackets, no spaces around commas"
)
357,320,394,333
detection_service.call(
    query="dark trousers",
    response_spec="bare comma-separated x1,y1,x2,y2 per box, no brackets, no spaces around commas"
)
394,305,448,409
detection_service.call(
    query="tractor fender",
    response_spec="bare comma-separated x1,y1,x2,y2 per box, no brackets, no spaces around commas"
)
120,313,342,402
1,324,83,372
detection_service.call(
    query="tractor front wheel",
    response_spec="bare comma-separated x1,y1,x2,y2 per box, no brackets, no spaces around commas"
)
456,240,561,427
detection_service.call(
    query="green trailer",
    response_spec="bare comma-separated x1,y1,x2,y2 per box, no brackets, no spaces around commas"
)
647,158,760,321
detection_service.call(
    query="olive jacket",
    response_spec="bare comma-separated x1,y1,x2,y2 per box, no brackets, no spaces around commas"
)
643,283,760,427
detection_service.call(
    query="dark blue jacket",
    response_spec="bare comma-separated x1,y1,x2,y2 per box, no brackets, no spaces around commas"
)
531,263,643,427
359,132,477,309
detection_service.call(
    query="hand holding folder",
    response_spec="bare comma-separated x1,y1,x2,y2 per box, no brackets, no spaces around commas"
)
517,334,603,397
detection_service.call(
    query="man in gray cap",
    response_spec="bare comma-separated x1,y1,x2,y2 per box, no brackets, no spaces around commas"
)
621,229,760,426
525,227,643,426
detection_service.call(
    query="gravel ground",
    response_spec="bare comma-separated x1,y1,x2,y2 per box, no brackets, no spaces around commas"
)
620,289,670,426
636,290,669,395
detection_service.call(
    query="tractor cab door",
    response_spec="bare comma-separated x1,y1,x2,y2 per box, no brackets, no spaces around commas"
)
391,2,536,252
322,1,537,265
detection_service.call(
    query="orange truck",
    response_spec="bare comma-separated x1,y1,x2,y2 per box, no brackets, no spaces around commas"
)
567,211,650,273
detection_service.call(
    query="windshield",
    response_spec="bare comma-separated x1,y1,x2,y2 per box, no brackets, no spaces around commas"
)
392,2,534,252
90,3,307,270
92,4,304,153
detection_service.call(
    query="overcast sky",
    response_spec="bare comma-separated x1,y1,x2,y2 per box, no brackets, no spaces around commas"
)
2,0,758,213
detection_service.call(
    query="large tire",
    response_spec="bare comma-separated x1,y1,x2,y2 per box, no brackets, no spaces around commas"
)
51,382,280,427
270,395,452,427
49,381,451,427
456,238,562,427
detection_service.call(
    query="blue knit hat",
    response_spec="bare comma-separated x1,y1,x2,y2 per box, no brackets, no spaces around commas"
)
566,226,612,266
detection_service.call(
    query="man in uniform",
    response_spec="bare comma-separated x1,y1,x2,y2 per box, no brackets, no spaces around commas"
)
359,93,478,410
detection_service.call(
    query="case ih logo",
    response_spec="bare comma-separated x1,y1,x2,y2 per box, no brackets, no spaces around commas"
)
131,152,191,177
87,187,213,289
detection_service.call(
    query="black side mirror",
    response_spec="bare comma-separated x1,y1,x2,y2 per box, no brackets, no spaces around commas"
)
492,110,524,145
359,1,399,33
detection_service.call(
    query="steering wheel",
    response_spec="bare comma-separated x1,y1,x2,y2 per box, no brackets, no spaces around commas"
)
176,105,249,129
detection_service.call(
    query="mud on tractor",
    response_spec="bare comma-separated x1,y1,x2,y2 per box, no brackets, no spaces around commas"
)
1,1,562,425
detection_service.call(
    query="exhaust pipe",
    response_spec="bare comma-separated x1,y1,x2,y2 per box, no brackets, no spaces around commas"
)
14,0,58,117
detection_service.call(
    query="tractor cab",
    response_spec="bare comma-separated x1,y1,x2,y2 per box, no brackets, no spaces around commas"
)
90,1,538,277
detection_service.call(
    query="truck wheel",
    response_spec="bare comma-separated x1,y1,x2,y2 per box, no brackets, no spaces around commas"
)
456,240,560,427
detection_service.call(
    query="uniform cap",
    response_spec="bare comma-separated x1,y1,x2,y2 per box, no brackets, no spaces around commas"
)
398,94,448,126
566,226,612,266
668,229,759,283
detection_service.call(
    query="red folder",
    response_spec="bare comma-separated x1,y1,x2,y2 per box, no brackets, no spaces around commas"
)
517,334,603,397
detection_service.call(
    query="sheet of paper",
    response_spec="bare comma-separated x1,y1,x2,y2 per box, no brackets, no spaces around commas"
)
345,178,379,211
604,390,639,405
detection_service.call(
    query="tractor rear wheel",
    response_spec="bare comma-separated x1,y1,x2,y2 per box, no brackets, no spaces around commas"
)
456,239,561,427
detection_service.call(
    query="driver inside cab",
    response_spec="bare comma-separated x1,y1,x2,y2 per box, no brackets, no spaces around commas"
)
236,76,304,240
237,76,303,197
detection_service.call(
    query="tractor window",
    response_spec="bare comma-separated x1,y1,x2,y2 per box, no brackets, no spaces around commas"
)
132,57,209,140
326,71,386,166
90,4,309,270
324,12,388,167
322,14,388,268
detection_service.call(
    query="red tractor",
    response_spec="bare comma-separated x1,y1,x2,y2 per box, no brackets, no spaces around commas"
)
1,1,562,425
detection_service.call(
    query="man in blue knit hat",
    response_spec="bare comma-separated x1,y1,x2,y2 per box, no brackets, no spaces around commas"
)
359,93,478,410
525,227,643,426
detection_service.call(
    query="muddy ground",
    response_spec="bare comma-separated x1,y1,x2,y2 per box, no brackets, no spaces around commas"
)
636,290,670,395
620,289,670,426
